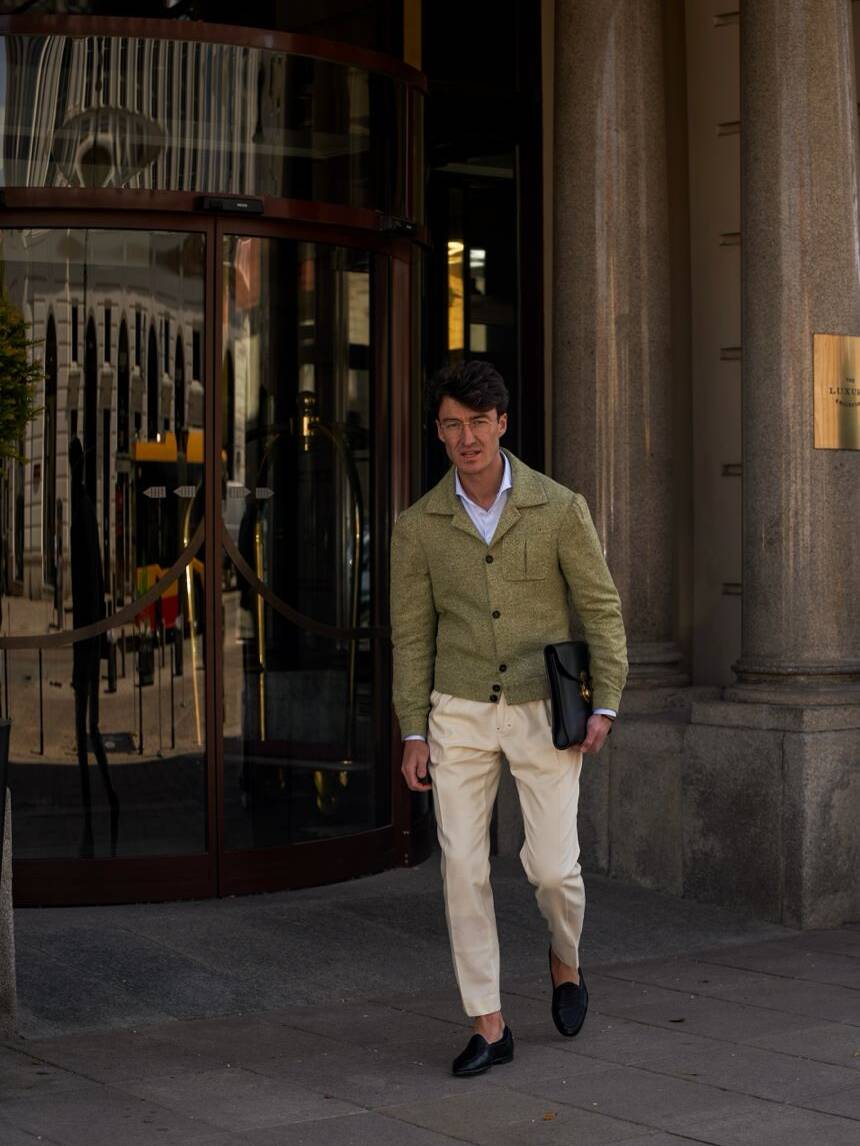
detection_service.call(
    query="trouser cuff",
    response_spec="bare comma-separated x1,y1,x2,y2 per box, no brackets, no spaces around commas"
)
463,994,502,1019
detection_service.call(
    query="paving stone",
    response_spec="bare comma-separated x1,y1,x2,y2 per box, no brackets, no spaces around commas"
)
17,1027,232,1084
593,988,823,1043
257,1001,460,1047
0,1118,63,1145
370,987,461,1019
379,987,556,1032
802,1083,860,1119
134,1013,341,1065
236,1110,469,1144
644,1039,858,1102
116,1066,363,1132
248,1040,497,1108
483,1039,616,1090
379,1085,649,1145
0,1085,228,1145
0,1043,90,1100
776,928,860,960
512,970,691,1012
683,1102,860,1145
553,1014,725,1068
497,1062,766,1133
692,976,860,1024
696,942,860,989
589,1137,712,1146
746,1021,860,1069
598,957,788,996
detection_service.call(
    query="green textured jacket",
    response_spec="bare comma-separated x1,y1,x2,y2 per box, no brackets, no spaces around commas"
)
390,449,628,737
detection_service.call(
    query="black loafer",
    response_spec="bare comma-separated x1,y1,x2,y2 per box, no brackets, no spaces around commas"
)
549,948,588,1037
451,1024,514,1077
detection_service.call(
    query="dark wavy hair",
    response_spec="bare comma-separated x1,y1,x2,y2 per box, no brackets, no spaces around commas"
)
427,360,510,420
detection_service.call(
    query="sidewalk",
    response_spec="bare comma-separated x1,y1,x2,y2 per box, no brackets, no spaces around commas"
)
1,857,858,1144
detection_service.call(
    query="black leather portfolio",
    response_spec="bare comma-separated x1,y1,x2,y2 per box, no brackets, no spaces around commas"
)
543,640,593,749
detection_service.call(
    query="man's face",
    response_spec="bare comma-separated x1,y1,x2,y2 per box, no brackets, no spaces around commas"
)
436,396,507,476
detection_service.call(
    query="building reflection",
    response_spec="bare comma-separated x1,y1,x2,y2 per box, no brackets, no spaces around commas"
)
0,24,400,882
1,31,402,210
0,221,381,859
0,226,208,859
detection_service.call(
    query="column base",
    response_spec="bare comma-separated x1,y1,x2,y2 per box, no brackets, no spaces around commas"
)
730,659,860,704
625,640,690,689
571,689,859,928
684,698,860,927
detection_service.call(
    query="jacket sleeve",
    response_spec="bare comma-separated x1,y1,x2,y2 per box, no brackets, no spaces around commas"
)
390,512,438,738
558,494,628,712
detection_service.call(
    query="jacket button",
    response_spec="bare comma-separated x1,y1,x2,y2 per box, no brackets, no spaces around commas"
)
499,664,507,672
492,684,501,692
485,554,494,564
492,610,501,619
489,694,499,703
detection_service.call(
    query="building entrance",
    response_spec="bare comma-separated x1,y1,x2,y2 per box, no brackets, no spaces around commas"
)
0,17,427,904
0,213,403,904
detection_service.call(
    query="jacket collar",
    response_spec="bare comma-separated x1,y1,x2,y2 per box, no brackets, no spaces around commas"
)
422,449,547,545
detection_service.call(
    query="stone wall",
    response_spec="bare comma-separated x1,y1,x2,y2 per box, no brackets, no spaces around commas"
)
0,794,16,1036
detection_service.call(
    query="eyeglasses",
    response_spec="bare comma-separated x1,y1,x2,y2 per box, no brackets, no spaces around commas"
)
437,415,497,438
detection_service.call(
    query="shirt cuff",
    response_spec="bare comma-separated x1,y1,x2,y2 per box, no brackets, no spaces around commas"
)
593,708,617,719
403,734,426,741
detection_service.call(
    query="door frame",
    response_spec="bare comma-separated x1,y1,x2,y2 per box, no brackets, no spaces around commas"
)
2,208,419,906
209,215,410,897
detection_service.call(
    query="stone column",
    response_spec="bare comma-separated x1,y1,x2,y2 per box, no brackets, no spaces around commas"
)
552,0,685,691
680,0,860,928
732,0,860,700
0,795,15,1037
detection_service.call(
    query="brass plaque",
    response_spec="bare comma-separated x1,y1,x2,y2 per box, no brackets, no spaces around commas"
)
813,334,860,449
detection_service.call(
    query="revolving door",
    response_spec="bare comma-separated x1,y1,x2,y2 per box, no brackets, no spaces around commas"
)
0,18,426,904
217,227,396,888
0,215,413,904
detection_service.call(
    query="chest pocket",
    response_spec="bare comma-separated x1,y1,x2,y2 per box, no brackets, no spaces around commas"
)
500,533,552,581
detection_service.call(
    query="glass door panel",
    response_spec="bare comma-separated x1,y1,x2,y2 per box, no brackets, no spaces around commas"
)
220,234,388,849
0,226,208,860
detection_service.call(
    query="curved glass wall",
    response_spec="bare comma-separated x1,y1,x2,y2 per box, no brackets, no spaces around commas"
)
0,31,419,218
0,226,208,860
0,19,421,903
0,218,397,894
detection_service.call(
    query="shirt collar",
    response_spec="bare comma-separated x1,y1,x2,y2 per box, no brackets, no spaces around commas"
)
454,451,512,510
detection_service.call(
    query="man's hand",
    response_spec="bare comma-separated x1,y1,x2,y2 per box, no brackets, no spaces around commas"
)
575,713,613,755
401,738,433,791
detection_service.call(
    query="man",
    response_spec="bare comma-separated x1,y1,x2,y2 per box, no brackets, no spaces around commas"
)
390,360,627,1077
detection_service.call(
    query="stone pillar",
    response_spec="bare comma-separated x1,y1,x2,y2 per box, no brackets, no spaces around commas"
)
732,0,860,700
0,794,15,1037
552,0,686,692
678,0,860,928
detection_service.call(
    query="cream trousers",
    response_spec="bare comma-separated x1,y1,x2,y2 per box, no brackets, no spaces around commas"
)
427,689,585,1018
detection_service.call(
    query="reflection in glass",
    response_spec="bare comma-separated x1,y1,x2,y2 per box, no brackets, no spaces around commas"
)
0,33,413,217
221,237,387,847
0,227,207,858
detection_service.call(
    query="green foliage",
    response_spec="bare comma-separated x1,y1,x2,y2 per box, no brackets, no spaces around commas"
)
0,293,43,461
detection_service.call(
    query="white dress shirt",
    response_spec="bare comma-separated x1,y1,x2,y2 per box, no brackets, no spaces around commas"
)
455,451,513,544
404,454,616,739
